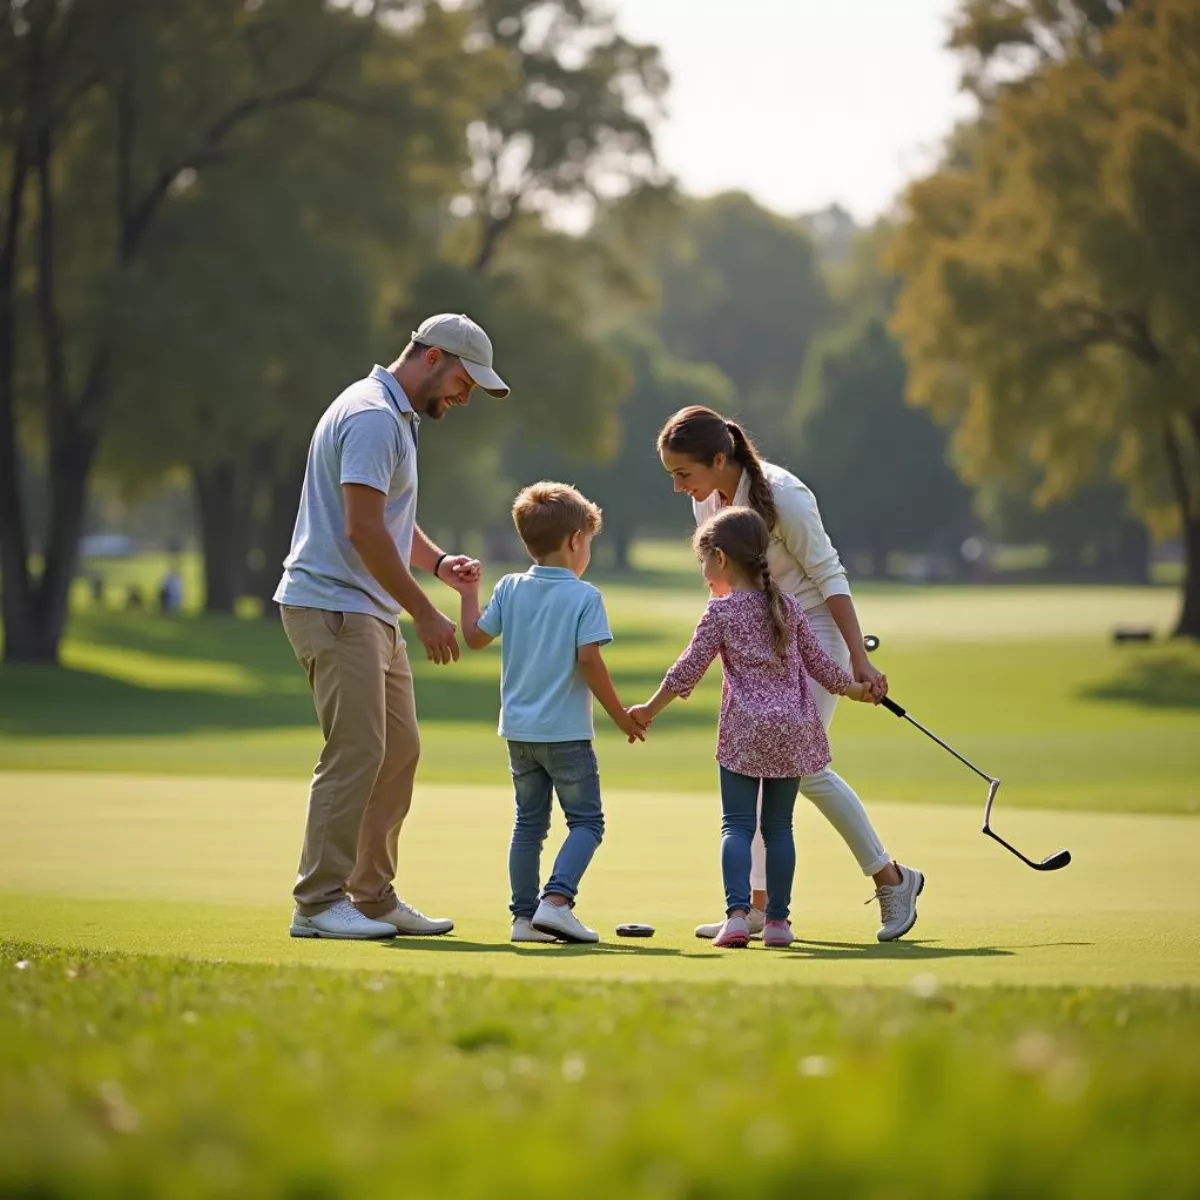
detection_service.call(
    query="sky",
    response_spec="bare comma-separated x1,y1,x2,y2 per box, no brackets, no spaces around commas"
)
604,0,975,223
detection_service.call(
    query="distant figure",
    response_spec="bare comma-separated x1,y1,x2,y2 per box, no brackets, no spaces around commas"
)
90,573,106,607
125,584,145,611
158,568,183,615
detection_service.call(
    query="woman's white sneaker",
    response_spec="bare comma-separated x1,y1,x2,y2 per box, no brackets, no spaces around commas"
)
511,916,560,943
531,899,599,944
872,864,925,941
289,898,397,940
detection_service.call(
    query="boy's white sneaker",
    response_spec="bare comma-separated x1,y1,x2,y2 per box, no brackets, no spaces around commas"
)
374,899,454,936
531,899,599,944
289,898,397,940
511,916,560,943
872,864,925,942
695,906,765,940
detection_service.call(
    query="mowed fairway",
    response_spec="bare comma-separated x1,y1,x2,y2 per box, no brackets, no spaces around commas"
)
1,772,1197,987
1,572,1198,1196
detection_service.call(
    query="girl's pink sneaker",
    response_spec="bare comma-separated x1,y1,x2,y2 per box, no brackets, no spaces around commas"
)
763,919,795,948
712,915,751,948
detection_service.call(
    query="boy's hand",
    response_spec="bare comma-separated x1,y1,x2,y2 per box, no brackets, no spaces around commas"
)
615,709,646,743
628,704,653,730
438,555,482,594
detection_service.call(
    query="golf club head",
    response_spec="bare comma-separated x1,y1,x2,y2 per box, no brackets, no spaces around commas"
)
1033,848,1072,871
982,779,1072,871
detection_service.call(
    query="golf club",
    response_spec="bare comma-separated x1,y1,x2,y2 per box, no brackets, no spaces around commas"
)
878,696,1071,871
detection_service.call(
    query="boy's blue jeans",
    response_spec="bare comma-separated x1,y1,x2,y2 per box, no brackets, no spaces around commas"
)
719,767,800,921
508,740,605,919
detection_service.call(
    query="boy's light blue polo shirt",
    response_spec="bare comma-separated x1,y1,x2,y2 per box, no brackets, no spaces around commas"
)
477,566,612,742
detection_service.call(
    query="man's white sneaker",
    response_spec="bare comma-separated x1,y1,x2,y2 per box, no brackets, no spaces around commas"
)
695,907,765,940
872,864,925,942
289,898,397,940
511,916,560,944
530,899,599,944
375,899,454,936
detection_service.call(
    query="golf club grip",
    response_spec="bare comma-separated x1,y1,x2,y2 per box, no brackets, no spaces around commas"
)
881,696,907,718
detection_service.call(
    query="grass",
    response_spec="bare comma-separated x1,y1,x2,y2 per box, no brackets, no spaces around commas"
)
2,942,1198,1198
1,573,1197,814
2,559,1198,1195
1,772,1198,986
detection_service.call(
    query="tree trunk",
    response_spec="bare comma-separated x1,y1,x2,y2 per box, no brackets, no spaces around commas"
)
1163,416,1200,639
251,465,304,616
1174,512,1200,640
611,524,633,572
1,422,98,664
193,463,245,615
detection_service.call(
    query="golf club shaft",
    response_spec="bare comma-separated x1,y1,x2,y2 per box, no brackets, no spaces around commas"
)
880,697,996,785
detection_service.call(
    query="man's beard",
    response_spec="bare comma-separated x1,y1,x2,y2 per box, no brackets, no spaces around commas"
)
417,374,453,419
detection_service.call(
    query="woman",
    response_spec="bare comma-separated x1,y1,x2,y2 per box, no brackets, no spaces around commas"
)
657,405,924,941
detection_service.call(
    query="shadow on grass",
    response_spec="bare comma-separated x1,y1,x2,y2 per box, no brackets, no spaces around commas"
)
1081,652,1200,710
378,937,682,958
0,612,704,737
788,939,1016,961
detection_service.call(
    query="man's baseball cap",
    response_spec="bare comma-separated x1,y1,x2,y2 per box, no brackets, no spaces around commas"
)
411,313,510,398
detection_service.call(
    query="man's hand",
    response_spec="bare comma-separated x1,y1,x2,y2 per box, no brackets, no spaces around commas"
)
414,605,461,665
437,555,481,594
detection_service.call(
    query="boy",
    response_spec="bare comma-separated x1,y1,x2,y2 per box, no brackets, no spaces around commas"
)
460,482,645,944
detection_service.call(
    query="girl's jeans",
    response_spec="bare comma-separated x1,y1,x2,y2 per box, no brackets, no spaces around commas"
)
719,767,799,921
508,740,605,919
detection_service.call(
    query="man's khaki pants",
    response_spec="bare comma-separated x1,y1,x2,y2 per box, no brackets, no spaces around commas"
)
281,606,420,917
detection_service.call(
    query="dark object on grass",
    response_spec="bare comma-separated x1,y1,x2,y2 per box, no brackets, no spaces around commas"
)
879,697,1072,872
1112,626,1154,643
615,924,655,938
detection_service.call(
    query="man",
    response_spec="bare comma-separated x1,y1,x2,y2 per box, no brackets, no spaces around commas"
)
275,313,509,940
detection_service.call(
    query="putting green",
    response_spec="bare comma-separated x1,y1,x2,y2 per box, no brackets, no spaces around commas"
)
1,770,1195,986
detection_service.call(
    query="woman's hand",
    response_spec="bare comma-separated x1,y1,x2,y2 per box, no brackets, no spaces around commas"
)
851,654,888,703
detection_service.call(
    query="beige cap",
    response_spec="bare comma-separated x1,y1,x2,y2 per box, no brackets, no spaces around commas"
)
411,313,509,398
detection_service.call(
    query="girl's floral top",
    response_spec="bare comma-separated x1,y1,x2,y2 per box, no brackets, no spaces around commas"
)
662,590,854,778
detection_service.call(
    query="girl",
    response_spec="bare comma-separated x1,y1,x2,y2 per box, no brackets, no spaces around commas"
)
630,508,874,948
657,405,924,942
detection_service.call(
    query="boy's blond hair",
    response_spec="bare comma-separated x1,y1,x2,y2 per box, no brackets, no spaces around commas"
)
512,481,603,560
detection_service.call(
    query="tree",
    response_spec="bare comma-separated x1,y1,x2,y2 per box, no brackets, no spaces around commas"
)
889,0,1200,636
384,258,633,549
793,316,973,575
653,192,833,457
975,478,1151,581
458,0,669,274
568,329,735,568
2,0,474,660
100,5,497,614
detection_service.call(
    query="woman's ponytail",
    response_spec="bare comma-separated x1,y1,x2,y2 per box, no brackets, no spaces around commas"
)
725,421,778,534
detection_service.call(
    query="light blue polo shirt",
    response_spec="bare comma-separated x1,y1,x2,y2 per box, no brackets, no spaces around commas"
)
274,366,419,623
478,566,613,742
